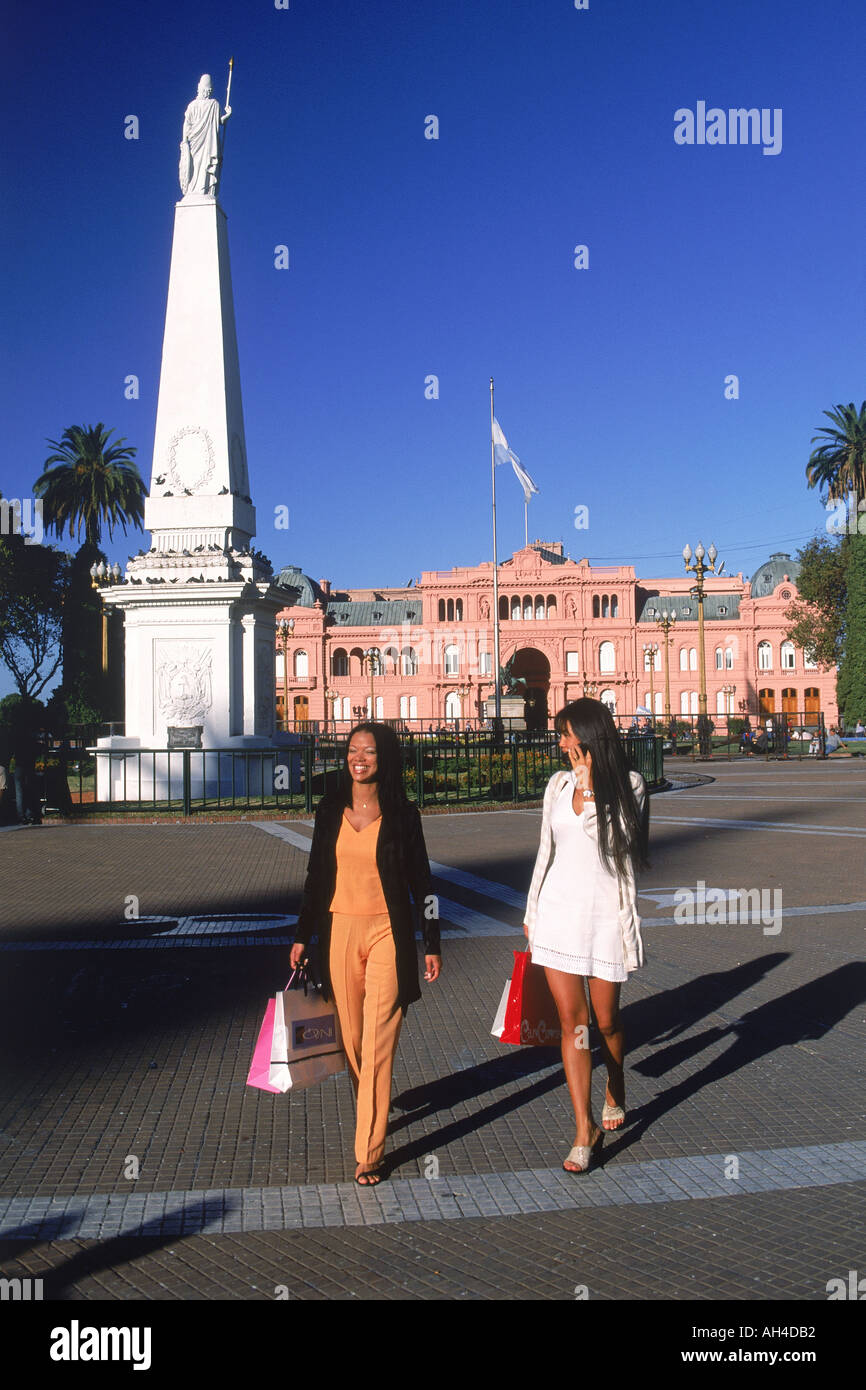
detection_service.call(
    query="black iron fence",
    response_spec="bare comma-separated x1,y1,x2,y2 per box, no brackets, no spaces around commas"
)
615,710,829,761
27,727,665,817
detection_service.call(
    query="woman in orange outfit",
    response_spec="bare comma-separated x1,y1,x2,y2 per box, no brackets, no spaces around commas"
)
290,723,441,1185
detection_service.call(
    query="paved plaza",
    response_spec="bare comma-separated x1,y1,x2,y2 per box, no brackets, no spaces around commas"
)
1,759,864,1315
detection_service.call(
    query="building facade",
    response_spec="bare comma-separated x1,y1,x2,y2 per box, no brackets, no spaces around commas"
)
272,543,837,731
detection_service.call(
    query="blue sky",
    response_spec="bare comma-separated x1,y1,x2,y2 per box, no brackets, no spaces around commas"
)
2,0,864,698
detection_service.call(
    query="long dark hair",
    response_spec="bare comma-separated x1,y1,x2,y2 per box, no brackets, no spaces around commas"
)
554,699,649,877
337,722,408,819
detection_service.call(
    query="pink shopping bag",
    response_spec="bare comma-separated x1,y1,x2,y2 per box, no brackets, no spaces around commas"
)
246,996,284,1093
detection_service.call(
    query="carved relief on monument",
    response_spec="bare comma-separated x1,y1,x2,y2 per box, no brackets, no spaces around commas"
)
155,643,214,725
166,425,215,494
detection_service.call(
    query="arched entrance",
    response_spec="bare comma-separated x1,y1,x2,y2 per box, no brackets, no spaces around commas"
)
510,648,551,731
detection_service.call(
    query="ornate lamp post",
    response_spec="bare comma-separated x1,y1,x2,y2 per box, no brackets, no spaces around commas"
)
324,687,339,733
683,542,720,756
89,561,124,673
362,648,379,719
582,679,598,698
654,608,677,725
277,617,295,732
642,642,659,719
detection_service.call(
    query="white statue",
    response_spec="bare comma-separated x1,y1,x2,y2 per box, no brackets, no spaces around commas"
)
179,70,232,199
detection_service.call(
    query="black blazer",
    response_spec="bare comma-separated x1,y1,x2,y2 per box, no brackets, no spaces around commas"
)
293,794,440,1015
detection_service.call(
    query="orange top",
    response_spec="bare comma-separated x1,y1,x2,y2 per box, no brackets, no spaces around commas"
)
329,814,389,915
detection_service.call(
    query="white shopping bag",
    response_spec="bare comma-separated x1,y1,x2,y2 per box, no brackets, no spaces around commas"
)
268,990,292,1092
490,979,511,1041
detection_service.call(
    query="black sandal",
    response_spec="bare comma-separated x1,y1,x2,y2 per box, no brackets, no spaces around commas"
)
355,1167,385,1186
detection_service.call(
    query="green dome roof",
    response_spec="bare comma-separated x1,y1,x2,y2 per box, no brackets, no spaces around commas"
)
274,565,325,607
749,552,800,598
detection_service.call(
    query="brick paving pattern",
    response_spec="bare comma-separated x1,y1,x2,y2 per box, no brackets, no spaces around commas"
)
1,759,864,1314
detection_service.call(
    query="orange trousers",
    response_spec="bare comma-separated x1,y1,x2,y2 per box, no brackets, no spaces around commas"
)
329,912,402,1166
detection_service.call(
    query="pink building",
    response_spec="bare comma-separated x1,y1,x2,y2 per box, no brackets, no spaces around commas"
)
272,543,837,731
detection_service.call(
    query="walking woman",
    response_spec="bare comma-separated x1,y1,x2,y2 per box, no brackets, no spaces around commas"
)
290,723,441,1185
523,699,648,1174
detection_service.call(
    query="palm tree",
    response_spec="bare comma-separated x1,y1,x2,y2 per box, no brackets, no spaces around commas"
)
33,424,146,727
805,401,866,500
805,400,866,731
35,423,146,546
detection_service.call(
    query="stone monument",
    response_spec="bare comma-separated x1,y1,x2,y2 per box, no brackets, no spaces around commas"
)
95,67,295,801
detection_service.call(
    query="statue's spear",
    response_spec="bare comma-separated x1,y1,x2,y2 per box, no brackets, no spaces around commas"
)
217,57,233,178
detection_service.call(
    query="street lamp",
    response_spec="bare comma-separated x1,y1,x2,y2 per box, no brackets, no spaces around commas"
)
324,687,339,733
278,617,295,731
654,608,677,725
642,642,659,719
89,561,124,673
683,541,720,756
362,648,379,719
582,679,598,698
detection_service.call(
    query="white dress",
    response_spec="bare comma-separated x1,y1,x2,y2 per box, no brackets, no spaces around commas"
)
524,770,645,982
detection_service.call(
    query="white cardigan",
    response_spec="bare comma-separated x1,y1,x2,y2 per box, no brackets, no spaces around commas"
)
524,769,646,971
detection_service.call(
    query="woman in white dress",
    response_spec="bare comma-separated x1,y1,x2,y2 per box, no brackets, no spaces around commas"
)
523,699,648,1174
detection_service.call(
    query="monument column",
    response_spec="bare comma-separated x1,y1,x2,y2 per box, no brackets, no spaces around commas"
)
97,70,293,793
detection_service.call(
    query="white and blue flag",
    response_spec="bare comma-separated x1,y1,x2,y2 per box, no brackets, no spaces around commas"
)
492,417,539,503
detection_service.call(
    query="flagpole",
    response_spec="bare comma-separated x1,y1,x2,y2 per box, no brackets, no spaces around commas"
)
524,499,528,548
490,377,502,725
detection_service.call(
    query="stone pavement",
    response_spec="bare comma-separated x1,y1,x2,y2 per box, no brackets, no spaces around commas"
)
0,759,864,1335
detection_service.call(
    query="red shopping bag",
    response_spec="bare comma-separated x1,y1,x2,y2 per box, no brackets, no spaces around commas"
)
495,949,562,1047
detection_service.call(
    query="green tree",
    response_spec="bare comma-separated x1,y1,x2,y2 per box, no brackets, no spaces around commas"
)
0,528,66,699
35,424,146,546
837,536,866,728
34,424,145,725
784,535,846,670
804,401,866,728
805,402,866,499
